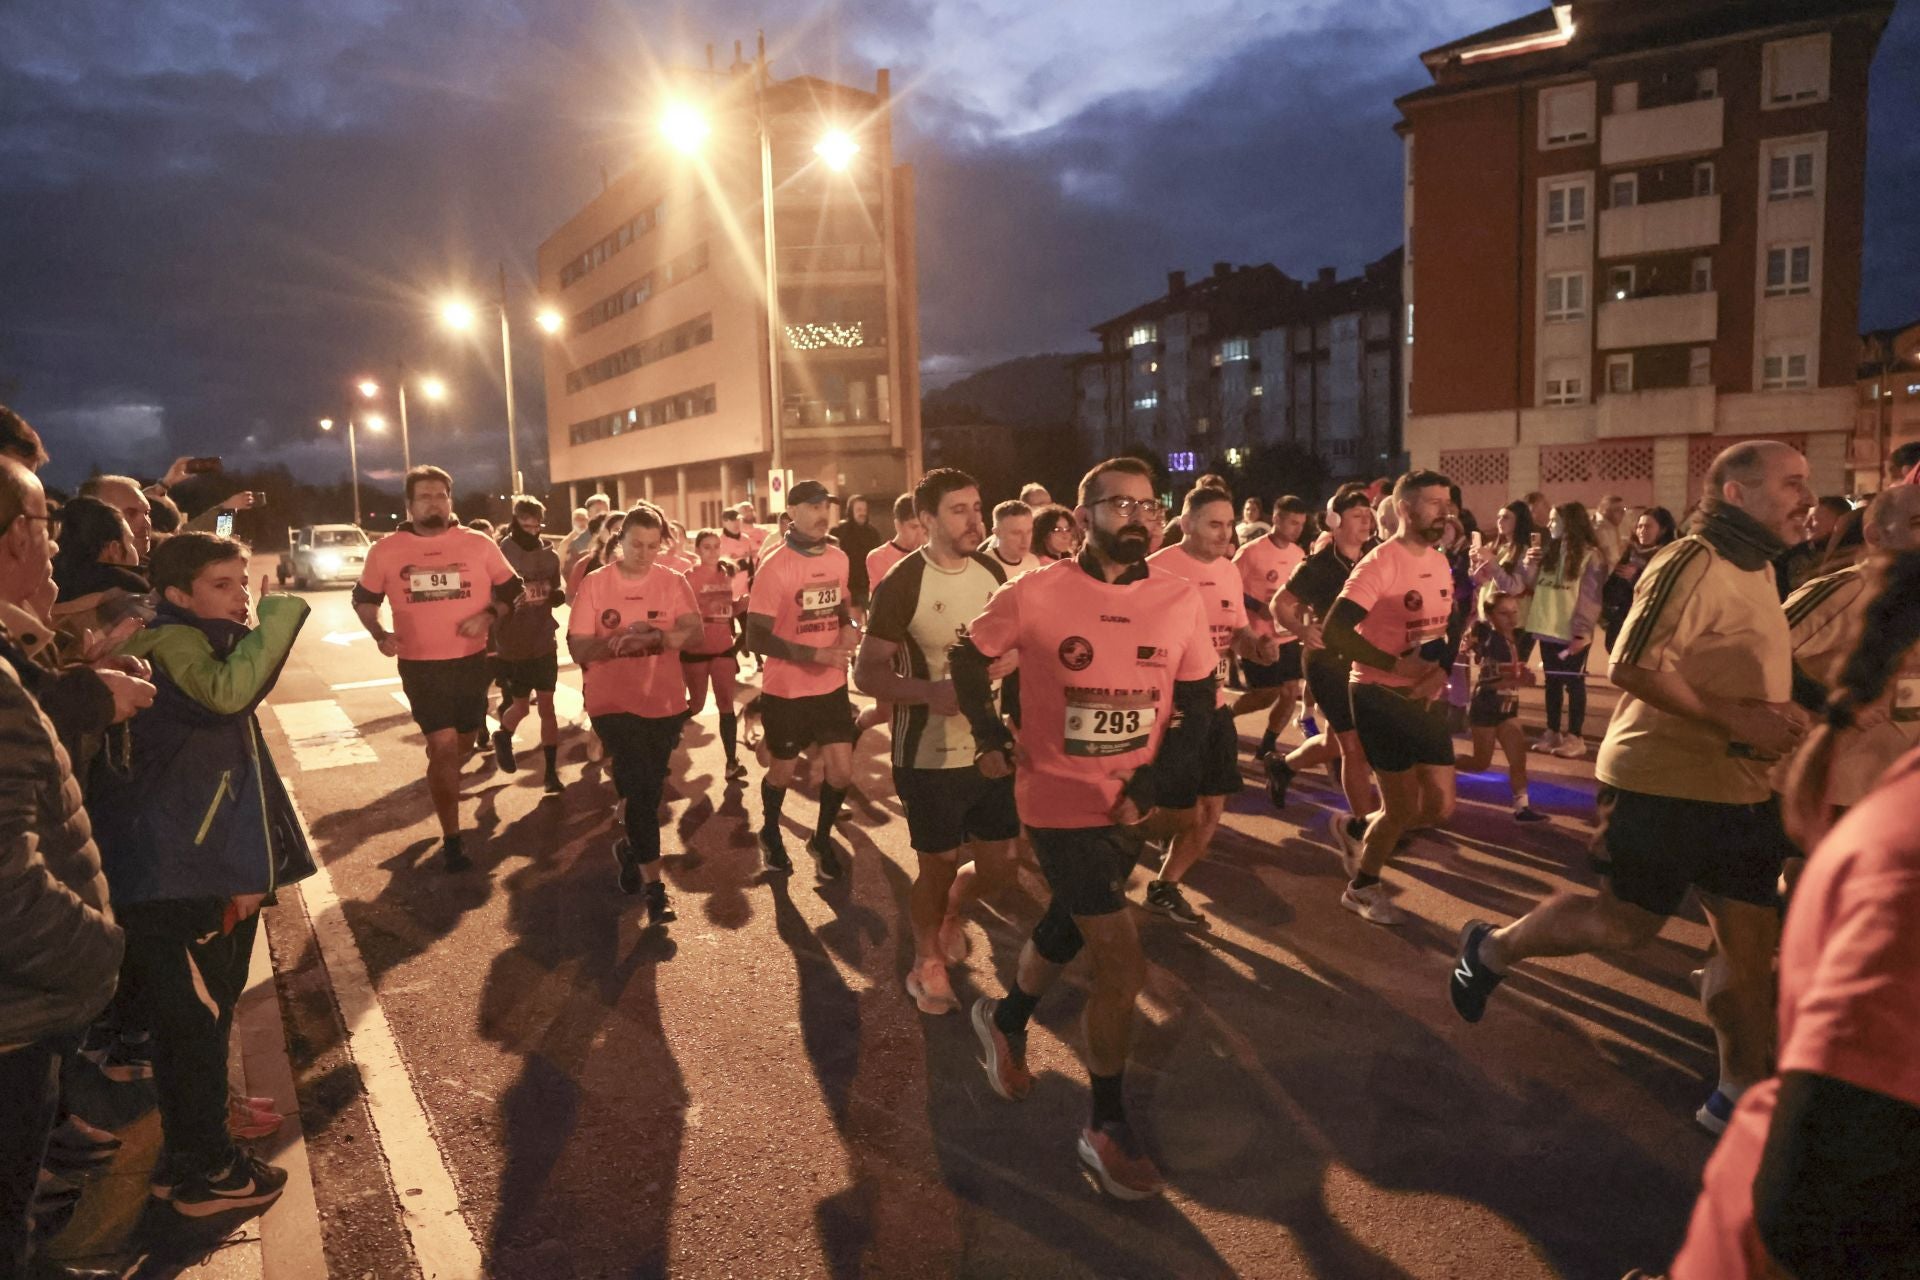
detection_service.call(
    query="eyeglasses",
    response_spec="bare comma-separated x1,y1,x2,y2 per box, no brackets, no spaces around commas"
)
1091,496,1157,519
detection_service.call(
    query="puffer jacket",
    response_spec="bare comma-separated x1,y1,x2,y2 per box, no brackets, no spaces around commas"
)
91,595,314,906
0,642,122,1049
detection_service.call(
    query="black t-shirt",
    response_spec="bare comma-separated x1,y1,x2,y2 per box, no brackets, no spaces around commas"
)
1282,544,1362,617
831,520,885,593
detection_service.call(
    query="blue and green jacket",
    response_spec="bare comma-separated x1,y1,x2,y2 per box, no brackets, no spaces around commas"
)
92,595,313,908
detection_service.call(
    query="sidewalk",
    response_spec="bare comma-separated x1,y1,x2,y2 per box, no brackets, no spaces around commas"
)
43,925,327,1279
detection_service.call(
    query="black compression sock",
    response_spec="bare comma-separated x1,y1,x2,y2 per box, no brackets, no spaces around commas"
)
1349,872,1381,891
994,984,1040,1036
814,784,846,844
719,712,738,762
761,779,787,829
1090,1072,1127,1129
542,745,558,772
1257,729,1278,755
1345,816,1367,841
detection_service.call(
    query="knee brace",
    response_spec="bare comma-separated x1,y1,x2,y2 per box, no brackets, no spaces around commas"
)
1030,899,1084,965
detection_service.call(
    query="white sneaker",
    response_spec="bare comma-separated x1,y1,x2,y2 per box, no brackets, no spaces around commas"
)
1340,880,1406,925
1325,810,1365,877
1530,731,1561,753
1551,735,1587,759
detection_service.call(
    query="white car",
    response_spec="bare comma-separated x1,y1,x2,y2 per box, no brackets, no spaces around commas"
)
280,524,371,589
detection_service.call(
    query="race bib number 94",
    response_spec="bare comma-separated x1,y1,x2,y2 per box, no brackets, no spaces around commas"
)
1063,694,1157,758
407,567,465,601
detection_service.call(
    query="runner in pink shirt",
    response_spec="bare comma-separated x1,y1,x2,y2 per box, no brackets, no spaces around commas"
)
745,480,859,878
1320,470,1456,925
681,529,748,780
567,503,702,926
1231,496,1311,760
1137,486,1280,927
353,465,521,871
949,457,1218,1202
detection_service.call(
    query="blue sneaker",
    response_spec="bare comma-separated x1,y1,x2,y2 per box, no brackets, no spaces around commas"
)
1301,713,1321,739
1695,1088,1738,1136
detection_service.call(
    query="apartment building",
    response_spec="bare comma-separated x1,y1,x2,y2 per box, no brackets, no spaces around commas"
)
1853,317,1920,489
1070,252,1402,484
537,58,920,526
1397,0,1892,521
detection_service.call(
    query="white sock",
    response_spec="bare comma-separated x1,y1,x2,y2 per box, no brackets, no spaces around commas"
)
1717,1080,1747,1103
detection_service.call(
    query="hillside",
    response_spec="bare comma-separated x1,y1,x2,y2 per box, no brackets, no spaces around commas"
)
922,353,1076,428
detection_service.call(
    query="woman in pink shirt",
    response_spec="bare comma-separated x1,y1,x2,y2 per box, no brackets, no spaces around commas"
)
567,504,702,926
681,530,748,781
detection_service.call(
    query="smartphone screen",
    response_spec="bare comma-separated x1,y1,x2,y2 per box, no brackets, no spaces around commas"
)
1529,532,1543,549
216,511,234,538
185,456,222,475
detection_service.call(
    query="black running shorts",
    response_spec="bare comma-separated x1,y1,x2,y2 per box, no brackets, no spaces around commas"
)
894,765,1020,853
1155,705,1244,810
1468,686,1520,728
1589,786,1795,917
491,651,558,700
1350,680,1454,774
1028,825,1141,917
398,654,490,736
759,687,858,759
1304,651,1355,735
1242,641,1304,688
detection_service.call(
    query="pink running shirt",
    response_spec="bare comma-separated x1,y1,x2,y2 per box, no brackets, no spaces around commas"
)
1148,543,1248,707
866,541,912,595
685,563,739,655
1336,538,1455,687
357,525,517,661
1233,534,1305,640
568,563,699,718
747,543,852,698
964,557,1217,829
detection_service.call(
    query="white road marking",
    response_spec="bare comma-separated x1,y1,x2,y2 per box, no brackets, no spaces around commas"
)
285,790,485,1279
331,676,401,691
270,701,380,772
322,631,370,646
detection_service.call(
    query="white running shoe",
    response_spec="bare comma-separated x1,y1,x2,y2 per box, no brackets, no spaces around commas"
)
1552,735,1588,759
1340,880,1406,925
1531,730,1561,753
1325,810,1366,877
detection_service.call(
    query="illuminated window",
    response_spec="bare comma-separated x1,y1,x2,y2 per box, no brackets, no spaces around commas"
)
1608,266,1635,300
1220,337,1251,363
1127,323,1158,348
1132,392,1159,410
1168,451,1197,472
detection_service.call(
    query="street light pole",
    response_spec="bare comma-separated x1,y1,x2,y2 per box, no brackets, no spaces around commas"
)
396,363,413,474
498,261,521,496
756,37,786,480
347,419,362,526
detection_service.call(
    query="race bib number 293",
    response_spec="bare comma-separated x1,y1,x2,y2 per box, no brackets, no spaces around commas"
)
1063,694,1157,758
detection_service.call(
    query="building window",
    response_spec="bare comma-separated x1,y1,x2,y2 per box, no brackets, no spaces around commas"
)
1610,174,1638,209
1545,271,1587,322
1689,346,1712,386
1692,255,1714,293
1544,357,1585,406
1540,83,1595,147
1606,355,1634,394
1545,180,1588,234
1127,323,1158,348
564,312,715,394
1219,336,1251,363
1765,244,1813,296
1695,67,1719,100
1132,392,1159,410
1692,162,1716,197
1544,377,1583,406
567,382,718,446
1767,146,1817,201
1763,35,1829,107
1762,352,1810,390
1608,266,1635,300
1250,384,1265,397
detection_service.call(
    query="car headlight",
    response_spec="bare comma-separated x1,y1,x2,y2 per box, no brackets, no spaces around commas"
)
315,552,342,573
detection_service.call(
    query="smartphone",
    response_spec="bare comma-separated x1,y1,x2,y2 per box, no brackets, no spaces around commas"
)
1529,531,1543,549
216,511,235,537
184,456,222,475
1469,530,1483,554
250,491,268,508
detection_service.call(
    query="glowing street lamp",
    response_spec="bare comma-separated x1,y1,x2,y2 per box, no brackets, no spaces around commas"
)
813,129,860,172
420,376,447,401
440,299,477,332
320,414,377,526
535,308,564,336
440,267,550,493
659,101,711,154
356,379,380,399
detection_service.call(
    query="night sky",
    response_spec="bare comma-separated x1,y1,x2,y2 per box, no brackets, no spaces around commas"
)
3,1,1916,493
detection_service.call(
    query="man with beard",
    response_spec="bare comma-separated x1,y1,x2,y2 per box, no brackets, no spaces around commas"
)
490,496,566,794
354,466,522,871
949,457,1217,1201
1321,470,1457,925
855,469,1018,1015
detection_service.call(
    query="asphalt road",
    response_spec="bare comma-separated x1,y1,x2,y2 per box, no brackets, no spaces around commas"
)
253,570,1721,1280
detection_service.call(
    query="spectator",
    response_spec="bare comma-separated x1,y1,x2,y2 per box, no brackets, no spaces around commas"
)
1890,439,1920,481
1776,495,1854,598
1524,489,1551,530
1593,493,1629,565
830,496,884,620
0,405,49,472
468,517,495,539
0,457,125,1280
1469,500,1538,656
1018,482,1051,508
1668,548,1920,1280
1031,504,1077,561
1236,497,1271,544
90,531,313,1219
1600,506,1677,654
50,497,154,662
563,494,610,565
76,475,155,563
1526,502,1610,759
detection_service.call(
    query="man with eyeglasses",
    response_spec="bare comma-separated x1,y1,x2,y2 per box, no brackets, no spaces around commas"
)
949,456,1216,1201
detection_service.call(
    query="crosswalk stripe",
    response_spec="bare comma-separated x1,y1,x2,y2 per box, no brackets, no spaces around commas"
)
270,700,380,772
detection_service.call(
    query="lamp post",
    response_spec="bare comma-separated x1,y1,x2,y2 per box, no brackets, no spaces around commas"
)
442,276,551,497
321,414,385,526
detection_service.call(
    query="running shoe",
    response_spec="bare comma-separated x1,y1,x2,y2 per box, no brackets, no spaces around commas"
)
1143,879,1207,928
1076,1122,1163,1201
1695,1088,1737,1136
969,998,1032,1101
149,1152,180,1202
1552,735,1588,759
1325,811,1366,877
492,729,518,772
90,1035,154,1083
938,916,971,964
724,759,750,781
758,826,792,874
1531,730,1562,754
585,735,606,764
1264,756,1295,809
807,836,845,881
169,1152,288,1218
441,836,472,873
613,838,642,895
543,767,564,795
47,1113,121,1164
228,1097,283,1141
905,966,961,1016
1340,880,1406,926
1448,919,1505,1023
473,728,492,755
1513,805,1549,823
644,881,676,927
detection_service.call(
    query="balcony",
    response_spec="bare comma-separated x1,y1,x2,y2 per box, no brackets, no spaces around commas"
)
780,242,885,278
1599,194,1721,258
1600,96,1723,166
1597,290,1718,350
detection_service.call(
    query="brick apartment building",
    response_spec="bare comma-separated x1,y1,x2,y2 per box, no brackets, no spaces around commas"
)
538,57,920,526
1070,252,1402,484
1397,0,1894,522
1854,317,1920,489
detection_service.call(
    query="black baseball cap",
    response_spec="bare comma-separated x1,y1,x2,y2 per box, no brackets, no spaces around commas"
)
788,480,834,506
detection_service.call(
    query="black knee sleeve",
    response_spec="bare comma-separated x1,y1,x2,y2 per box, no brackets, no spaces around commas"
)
1030,899,1084,965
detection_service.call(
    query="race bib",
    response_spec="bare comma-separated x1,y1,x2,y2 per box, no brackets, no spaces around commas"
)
1063,694,1157,758
1215,652,1231,685
408,567,464,599
799,584,840,612
522,580,550,605
1895,676,1920,723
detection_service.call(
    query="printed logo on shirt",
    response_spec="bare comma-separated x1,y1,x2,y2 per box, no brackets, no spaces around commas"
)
1059,636,1094,671
1403,589,1424,611
1135,645,1167,668
600,608,622,629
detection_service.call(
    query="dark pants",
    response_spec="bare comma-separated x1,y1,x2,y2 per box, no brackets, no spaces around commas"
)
121,901,259,1179
0,1037,64,1279
594,714,684,864
1538,639,1589,736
